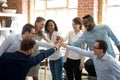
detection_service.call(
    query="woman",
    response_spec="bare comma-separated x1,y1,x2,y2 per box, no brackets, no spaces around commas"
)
27,17,51,80
64,17,85,80
45,19,63,80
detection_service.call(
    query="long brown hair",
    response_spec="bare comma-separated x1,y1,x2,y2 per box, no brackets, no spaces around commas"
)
73,17,82,30
34,17,45,36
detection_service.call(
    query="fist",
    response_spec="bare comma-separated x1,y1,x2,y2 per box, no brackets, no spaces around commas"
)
56,36,61,41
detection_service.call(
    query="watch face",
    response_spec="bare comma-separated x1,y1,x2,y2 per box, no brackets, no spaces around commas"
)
54,47,57,51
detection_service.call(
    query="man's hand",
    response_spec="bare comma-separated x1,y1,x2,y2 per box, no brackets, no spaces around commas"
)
56,36,61,41
54,37,63,50
79,63,84,70
60,39,67,48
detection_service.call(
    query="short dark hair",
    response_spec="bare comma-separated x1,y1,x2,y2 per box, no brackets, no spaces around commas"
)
20,38,36,51
44,19,58,33
21,23,35,34
73,17,82,29
96,40,107,53
82,14,94,22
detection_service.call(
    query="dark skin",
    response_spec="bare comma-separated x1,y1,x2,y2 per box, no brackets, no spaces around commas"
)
83,18,120,61
83,18,95,31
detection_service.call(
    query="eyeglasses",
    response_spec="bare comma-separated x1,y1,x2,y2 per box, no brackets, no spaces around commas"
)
93,46,101,49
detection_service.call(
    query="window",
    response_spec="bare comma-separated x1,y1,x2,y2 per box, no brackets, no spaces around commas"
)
47,0,67,8
103,0,120,57
32,0,78,37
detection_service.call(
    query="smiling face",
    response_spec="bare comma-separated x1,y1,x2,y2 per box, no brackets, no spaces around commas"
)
25,28,35,39
72,21,80,31
93,40,108,59
93,42,101,55
72,17,82,32
83,18,95,31
29,28,36,38
47,21,55,33
36,20,45,31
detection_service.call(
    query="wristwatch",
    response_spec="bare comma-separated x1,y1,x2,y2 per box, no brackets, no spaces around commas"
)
53,47,57,51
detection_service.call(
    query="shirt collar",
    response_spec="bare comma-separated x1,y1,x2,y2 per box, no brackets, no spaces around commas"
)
18,34,23,41
101,53,108,60
96,52,108,61
87,25,96,33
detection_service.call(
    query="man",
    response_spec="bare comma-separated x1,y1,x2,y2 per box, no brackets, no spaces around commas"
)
71,15,120,79
0,23,54,56
63,40,120,80
0,23,54,80
0,38,62,80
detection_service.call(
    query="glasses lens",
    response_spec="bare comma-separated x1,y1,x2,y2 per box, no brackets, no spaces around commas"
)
94,46,100,49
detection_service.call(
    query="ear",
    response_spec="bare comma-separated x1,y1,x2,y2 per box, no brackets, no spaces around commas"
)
28,49,34,55
24,50,30,56
25,31,29,34
27,50,32,55
24,31,30,37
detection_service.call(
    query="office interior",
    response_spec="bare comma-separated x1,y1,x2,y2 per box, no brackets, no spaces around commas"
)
0,0,120,80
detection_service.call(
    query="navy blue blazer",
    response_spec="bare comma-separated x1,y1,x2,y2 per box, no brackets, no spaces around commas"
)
0,48,55,80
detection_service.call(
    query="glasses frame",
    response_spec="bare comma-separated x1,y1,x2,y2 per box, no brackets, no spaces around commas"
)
93,46,101,49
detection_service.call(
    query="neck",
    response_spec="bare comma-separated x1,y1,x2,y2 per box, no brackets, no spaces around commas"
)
19,50,29,56
22,34,26,39
97,53,104,60
75,29,80,34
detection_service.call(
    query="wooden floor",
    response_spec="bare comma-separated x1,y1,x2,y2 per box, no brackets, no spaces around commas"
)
27,67,88,80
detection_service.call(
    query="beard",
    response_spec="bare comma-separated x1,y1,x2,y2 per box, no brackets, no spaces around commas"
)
86,25,94,31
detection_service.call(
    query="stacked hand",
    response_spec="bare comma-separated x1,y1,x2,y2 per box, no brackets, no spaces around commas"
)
54,36,64,50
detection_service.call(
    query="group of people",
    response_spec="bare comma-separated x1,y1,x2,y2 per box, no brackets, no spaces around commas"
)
0,14,120,80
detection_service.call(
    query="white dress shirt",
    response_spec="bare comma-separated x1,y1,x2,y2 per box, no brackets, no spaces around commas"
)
47,31,62,60
64,30,85,63
0,34,54,56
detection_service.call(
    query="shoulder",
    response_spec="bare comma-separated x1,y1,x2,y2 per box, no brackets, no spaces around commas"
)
104,53,116,64
65,30,73,36
4,34,18,42
79,30,83,34
34,34,44,40
82,31,88,36
1,52,13,58
96,24,110,30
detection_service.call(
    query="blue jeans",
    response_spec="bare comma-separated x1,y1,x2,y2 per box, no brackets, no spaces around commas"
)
49,57,63,80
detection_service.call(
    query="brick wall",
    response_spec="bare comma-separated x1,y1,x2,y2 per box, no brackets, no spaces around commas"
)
78,0,98,23
0,0,99,23
21,0,29,23
7,0,22,13
6,0,28,22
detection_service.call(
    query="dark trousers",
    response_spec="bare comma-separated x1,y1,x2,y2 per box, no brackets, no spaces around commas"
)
84,59,97,77
64,58,82,80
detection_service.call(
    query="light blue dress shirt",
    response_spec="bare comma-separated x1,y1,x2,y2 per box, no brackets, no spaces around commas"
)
72,24,120,58
0,34,54,56
67,45,120,80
